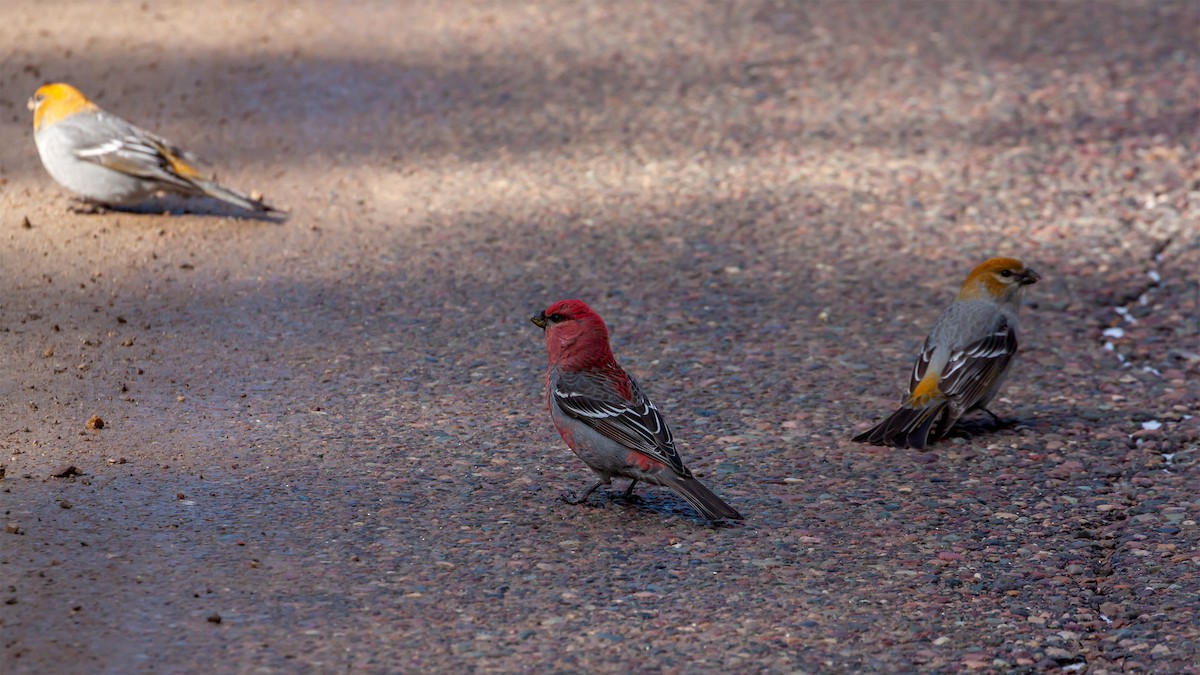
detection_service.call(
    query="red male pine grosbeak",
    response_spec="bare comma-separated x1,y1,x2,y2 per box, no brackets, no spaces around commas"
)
531,299,743,522
853,257,1040,450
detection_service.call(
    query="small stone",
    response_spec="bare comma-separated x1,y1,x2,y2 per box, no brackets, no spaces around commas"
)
59,500,72,509
52,465,82,478
207,613,222,624
1048,460,1084,478
85,415,104,430
1044,646,1075,661
1100,602,1121,617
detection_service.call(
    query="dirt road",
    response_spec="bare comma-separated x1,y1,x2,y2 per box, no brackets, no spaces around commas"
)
2,1,1198,671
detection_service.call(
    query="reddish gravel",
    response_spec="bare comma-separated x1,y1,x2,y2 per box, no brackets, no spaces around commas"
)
1,1,1197,672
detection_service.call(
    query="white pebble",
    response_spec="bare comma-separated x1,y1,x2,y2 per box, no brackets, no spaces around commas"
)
1147,270,1161,283
1142,420,1162,431
1102,327,1124,339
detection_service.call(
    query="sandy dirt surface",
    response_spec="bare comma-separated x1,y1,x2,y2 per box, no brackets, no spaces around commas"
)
2,1,1198,672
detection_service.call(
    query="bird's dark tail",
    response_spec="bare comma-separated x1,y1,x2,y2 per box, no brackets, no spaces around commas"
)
193,178,283,216
852,400,951,450
661,474,743,521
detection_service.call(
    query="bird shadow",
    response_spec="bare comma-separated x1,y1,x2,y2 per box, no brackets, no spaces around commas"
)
939,402,1084,446
565,483,743,528
942,413,1017,441
68,195,287,223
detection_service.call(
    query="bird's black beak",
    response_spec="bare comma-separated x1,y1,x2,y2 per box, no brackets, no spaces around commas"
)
530,312,548,329
1020,268,1041,285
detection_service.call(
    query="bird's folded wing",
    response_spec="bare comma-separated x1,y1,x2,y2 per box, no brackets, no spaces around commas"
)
553,371,685,474
938,323,1017,412
74,123,204,188
907,335,936,396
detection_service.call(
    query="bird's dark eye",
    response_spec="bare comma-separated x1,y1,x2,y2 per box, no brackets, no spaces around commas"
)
548,313,565,322
999,269,1013,278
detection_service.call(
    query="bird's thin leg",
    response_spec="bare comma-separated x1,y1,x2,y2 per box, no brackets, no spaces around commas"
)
620,479,639,499
561,480,604,505
68,199,108,215
979,406,1004,427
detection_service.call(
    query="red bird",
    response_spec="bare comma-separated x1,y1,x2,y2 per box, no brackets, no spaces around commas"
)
531,299,743,522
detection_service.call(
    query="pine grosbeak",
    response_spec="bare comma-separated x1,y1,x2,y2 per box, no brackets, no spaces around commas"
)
531,299,743,522
853,257,1040,449
28,83,279,214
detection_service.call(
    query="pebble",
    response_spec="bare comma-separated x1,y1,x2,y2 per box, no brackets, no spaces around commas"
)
51,466,81,479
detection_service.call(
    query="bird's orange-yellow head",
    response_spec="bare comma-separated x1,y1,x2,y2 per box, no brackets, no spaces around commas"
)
28,83,99,132
956,257,1040,302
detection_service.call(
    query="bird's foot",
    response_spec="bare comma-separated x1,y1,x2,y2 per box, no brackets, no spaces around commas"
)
560,480,605,506
68,200,109,215
560,490,590,505
978,407,1012,429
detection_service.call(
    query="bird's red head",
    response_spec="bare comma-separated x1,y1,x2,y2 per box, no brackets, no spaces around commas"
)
531,299,616,370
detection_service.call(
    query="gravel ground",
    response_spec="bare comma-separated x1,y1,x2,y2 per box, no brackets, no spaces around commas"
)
1,1,1198,672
